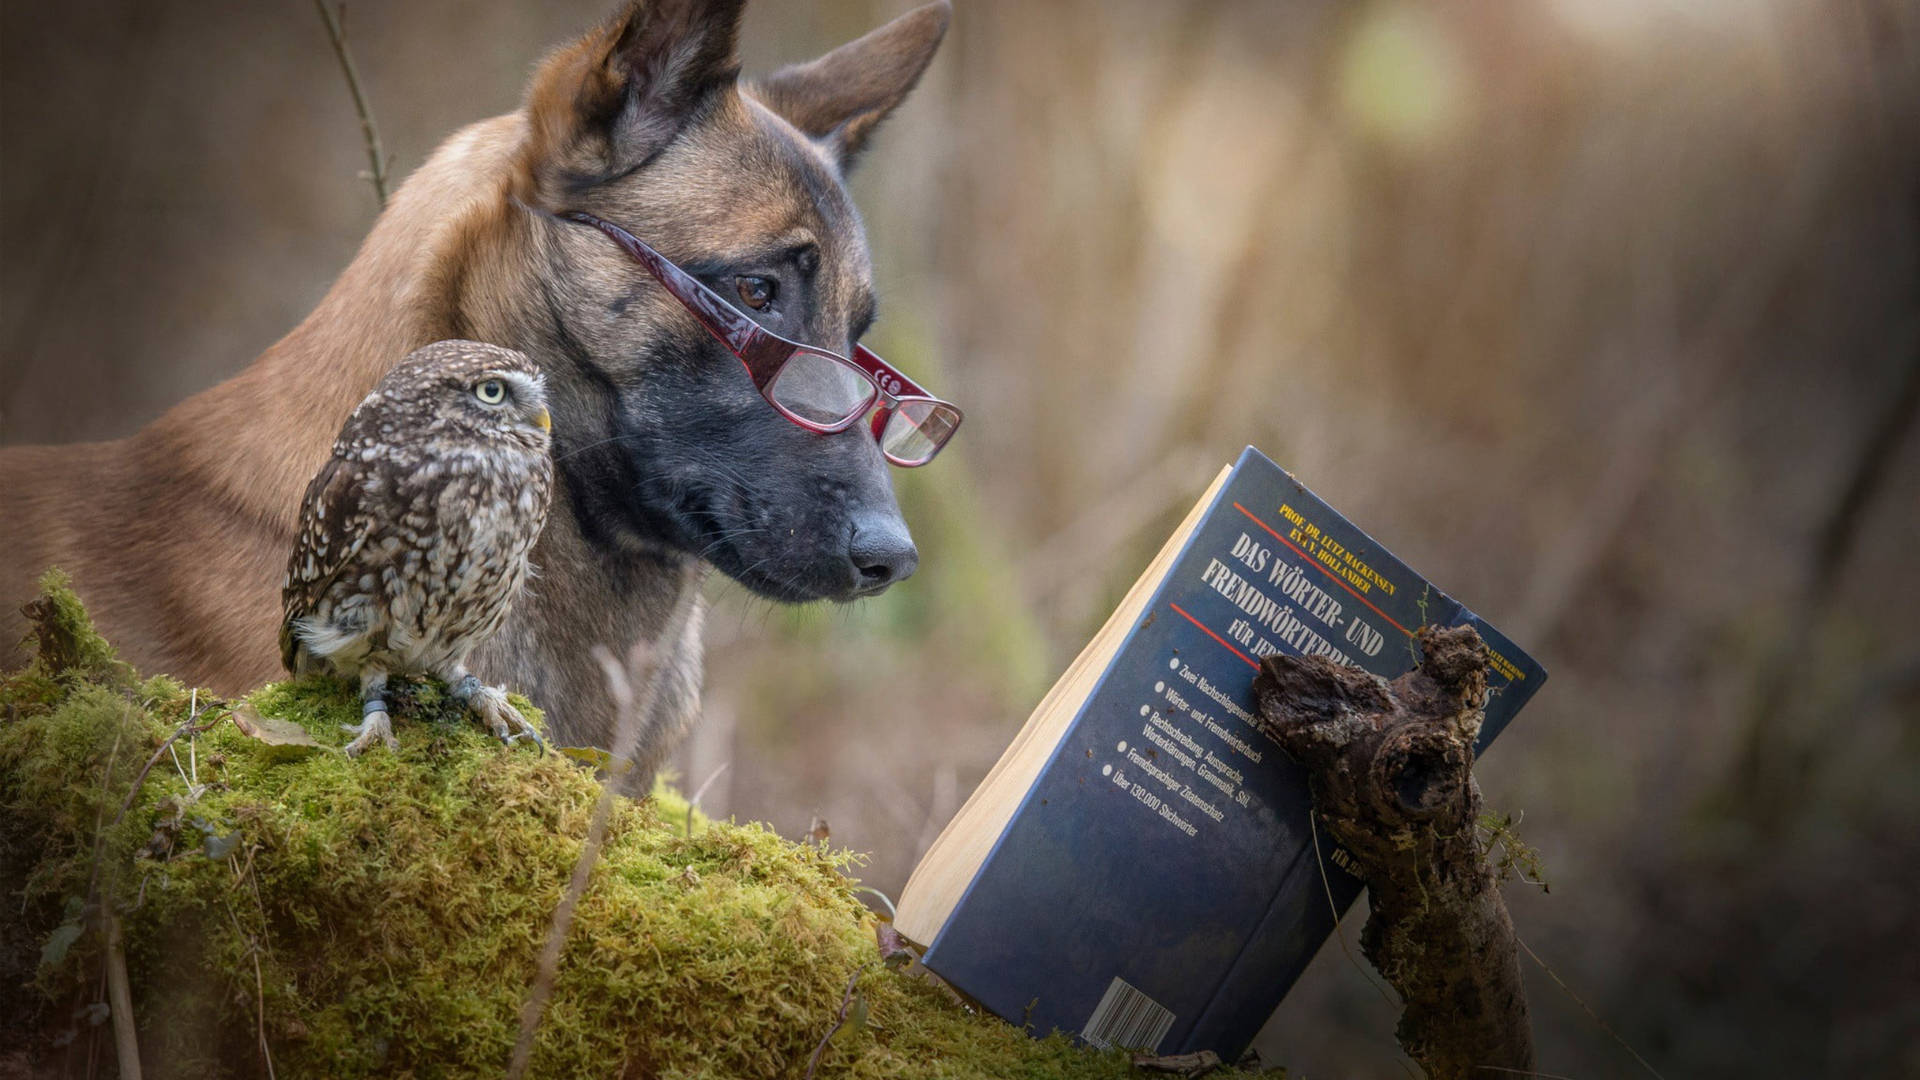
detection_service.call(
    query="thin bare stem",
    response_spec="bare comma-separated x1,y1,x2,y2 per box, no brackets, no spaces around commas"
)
506,564,706,1079
804,963,871,1080
80,695,227,1080
685,761,730,837
81,715,130,922
311,0,389,207
252,938,277,1080
110,704,225,832
222,898,277,1080
1515,935,1665,1080
1309,813,1400,1013
852,886,896,920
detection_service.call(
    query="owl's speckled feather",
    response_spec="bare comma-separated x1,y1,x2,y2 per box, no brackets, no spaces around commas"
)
281,340,554,754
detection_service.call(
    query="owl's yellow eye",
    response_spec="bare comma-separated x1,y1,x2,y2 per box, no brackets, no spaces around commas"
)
475,379,507,405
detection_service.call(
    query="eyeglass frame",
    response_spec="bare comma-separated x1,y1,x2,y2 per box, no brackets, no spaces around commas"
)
557,209,962,467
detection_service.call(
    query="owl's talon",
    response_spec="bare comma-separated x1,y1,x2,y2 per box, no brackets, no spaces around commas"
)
503,728,547,755
466,682,543,753
343,710,397,757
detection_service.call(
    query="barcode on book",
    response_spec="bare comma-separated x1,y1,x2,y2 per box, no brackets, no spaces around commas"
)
1080,976,1176,1052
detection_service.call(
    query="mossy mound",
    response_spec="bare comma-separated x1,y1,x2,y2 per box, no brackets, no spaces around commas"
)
0,572,1275,1079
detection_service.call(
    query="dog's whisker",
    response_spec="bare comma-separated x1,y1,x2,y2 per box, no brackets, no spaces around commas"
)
553,432,639,462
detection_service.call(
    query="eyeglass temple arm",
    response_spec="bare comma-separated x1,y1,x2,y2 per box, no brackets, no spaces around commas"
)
850,344,933,402
559,211,773,361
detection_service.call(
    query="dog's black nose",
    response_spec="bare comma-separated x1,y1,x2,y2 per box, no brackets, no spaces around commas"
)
848,513,918,593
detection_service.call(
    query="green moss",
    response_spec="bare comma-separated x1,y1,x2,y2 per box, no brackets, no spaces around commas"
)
0,575,1277,1079
2,569,137,710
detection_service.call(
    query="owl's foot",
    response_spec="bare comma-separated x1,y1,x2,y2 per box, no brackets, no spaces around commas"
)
454,676,545,754
342,700,398,757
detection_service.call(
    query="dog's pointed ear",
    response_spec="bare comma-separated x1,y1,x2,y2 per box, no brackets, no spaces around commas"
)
522,0,745,191
751,1,950,172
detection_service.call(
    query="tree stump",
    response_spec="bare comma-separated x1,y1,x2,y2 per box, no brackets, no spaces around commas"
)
1252,624,1533,1079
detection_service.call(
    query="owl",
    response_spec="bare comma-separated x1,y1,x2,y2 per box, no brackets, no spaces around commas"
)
280,340,554,757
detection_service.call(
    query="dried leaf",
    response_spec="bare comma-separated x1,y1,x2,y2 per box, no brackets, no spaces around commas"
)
556,745,634,775
846,993,869,1034
875,922,915,969
40,922,82,968
1131,1050,1223,1077
231,703,323,761
826,992,869,1047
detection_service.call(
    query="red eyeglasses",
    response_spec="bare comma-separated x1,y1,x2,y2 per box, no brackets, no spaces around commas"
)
560,210,963,467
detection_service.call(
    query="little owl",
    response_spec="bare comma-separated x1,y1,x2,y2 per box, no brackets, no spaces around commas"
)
281,339,554,756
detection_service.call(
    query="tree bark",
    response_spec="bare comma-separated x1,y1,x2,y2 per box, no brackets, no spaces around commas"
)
1253,624,1532,1079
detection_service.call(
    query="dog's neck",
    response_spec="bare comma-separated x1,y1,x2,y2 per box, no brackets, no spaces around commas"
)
144,114,537,535
117,110,703,751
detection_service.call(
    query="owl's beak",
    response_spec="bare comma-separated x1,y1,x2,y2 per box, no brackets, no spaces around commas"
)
534,407,552,433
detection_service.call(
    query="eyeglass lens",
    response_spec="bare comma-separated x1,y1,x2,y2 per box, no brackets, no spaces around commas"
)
765,348,959,463
881,399,960,464
768,351,873,425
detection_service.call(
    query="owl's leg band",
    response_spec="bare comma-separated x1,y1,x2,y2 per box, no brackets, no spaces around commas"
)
343,666,398,758
449,674,483,704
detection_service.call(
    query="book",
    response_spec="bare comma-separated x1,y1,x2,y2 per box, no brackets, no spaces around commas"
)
893,446,1546,1059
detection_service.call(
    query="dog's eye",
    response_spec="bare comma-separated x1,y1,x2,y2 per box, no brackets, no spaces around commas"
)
735,276,776,312
474,379,507,405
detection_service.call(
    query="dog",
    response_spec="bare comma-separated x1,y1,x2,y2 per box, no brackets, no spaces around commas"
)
0,0,951,781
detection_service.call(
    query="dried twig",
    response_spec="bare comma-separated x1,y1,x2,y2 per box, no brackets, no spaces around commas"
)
252,945,276,1080
1130,1050,1222,1077
311,0,390,207
109,704,225,833
506,564,705,1079
82,695,225,1080
103,914,141,1080
1254,625,1532,1078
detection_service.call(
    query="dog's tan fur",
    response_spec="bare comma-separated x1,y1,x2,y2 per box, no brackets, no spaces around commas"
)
0,0,949,776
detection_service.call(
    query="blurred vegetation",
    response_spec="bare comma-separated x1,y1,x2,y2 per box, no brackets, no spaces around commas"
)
4,0,1918,1076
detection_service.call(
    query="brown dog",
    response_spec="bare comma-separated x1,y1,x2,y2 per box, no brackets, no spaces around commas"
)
0,0,950,780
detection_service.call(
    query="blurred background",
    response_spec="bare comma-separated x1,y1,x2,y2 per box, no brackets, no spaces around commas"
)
5,0,1918,1075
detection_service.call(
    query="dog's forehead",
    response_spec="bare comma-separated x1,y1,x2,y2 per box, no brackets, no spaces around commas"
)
604,95,872,280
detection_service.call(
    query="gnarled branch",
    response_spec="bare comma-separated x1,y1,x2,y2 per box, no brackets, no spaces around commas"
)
1254,624,1532,1080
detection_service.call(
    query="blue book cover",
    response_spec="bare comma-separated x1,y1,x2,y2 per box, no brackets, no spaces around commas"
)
915,447,1547,1059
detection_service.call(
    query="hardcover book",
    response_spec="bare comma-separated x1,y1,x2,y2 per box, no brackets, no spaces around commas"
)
893,447,1546,1059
